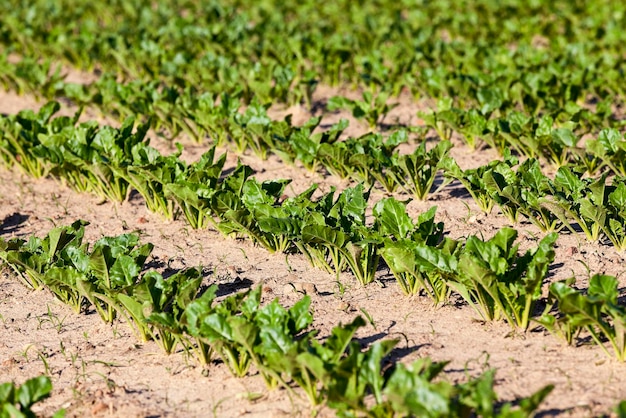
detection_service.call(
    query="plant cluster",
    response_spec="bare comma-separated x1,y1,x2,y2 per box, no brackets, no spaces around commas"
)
426,102,625,172
444,157,626,249
0,223,554,416
0,101,453,201
0,114,565,323
538,274,626,362
4,101,626,258
0,215,558,337
1,1,626,114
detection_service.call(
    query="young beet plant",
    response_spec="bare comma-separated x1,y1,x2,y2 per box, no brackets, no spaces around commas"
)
0,220,153,321
537,274,626,361
299,184,382,285
482,158,563,232
50,116,150,202
381,238,458,303
183,285,314,387
586,128,626,176
164,146,227,229
388,139,453,200
327,90,398,129
378,360,553,418
497,112,577,167
117,268,206,358
548,166,608,242
602,179,626,250
449,228,557,330
0,102,152,203
375,199,452,302
0,101,61,178
338,130,408,192
0,220,87,292
259,316,364,406
233,292,314,390
69,233,154,323
316,130,406,191
121,143,184,220
182,286,261,378
442,154,519,215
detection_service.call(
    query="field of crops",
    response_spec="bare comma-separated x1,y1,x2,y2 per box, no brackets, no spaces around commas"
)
2,0,626,416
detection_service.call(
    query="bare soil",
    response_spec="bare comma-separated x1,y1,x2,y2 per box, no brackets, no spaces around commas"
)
1,86,626,418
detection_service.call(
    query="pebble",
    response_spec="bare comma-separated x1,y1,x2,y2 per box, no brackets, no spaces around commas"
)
91,402,109,415
335,301,350,311
282,282,318,295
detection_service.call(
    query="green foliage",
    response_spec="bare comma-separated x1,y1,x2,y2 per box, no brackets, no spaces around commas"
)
0,221,153,321
0,102,153,202
163,146,227,229
122,142,185,219
119,268,204,356
74,234,153,322
296,184,384,285
328,91,397,128
586,129,626,176
0,376,65,418
0,102,60,178
442,155,519,214
449,228,557,330
381,238,458,302
601,179,626,250
549,166,608,241
316,130,408,191
447,156,626,250
389,140,453,200
0,220,87,291
0,222,556,416
376,201,452,301
3,1,626,412
218,176,293,252
183,286,260,377
538,274,626,361
380,362,553,418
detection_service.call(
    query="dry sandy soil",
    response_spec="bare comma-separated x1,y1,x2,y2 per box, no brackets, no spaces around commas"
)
1,86,626,418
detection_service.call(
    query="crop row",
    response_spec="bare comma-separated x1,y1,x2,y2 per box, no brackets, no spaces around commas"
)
0,222,554,417
425,101,626,172
1,0,625,114
2,102,626,254
445,156,626,249
0,100,449,200
1,54,625,180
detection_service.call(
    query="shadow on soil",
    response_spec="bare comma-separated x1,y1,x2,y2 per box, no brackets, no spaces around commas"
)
0,212,29,236
534,409,574,417
214,277,254,297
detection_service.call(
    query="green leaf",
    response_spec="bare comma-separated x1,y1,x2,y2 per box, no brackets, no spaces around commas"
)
373,198,414,239
109,255,141,287
16,376,52,409
588,274,618,304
